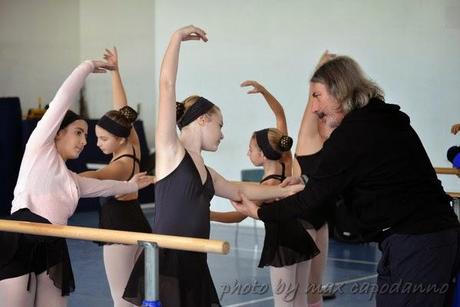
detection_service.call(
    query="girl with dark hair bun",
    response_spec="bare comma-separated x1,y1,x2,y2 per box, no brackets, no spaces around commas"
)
80,48,152,307
0,60,154,307
123,26,303,307
212,80,320,306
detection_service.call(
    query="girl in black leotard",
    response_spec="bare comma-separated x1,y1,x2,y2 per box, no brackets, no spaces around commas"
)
80,48,151,307
252,128,320,307
122,26,304,307
212,81,319,306
232,52,341,307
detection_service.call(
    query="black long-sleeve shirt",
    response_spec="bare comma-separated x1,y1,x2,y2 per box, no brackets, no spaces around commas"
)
258,98,459,241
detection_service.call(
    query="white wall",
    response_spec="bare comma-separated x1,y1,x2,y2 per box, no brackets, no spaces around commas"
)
0,0,156,146
79,0,156,150
0,0,80,112
1,0,460,227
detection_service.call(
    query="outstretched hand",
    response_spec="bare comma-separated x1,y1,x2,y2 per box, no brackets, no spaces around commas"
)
103,47,119,70
280,176,303,187
89,60,116,73
316,50,336,70
230,192,260,219
240,80,266,95
174,25,208,42
129,172,155,190
285,182,305,196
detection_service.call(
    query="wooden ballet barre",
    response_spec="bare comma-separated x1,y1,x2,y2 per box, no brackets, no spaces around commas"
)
447,192,460,199
0,219,230,255
434,167,460,175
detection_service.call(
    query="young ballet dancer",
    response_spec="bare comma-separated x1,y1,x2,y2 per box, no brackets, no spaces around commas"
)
0,59,154,307
80,48,152,307
212,80,320,306
123,25,303,307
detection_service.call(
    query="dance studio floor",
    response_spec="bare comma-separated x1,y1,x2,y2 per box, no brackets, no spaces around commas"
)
67,206,380,307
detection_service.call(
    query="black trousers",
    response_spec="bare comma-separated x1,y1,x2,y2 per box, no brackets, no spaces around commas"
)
376,227,460,307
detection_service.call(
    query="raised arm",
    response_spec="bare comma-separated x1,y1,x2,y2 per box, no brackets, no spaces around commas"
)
241,80,293,172
104,47,128,110
103,47,140,146
156,26,208,178
295,51,336,157
241,80,288,134
295,92,323,156
28,60,114,150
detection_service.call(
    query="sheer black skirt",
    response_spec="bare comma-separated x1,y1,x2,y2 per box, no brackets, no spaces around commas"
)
0,208,75,296
97,197,152,245
259,209,320,268
123,248,221,306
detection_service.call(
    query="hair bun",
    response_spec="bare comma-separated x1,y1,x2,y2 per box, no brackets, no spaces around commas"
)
176,102,185,121
119,106,138,124
279,135,293,151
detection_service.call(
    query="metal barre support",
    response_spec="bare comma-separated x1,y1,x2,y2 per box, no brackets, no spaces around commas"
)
140,241,161,307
